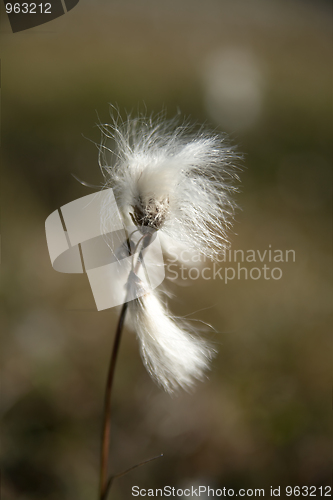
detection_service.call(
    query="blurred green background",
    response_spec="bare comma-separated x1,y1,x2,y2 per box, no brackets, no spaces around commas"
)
0,0,331,498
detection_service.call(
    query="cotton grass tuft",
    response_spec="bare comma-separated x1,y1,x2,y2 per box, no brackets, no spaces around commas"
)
99,112,241,392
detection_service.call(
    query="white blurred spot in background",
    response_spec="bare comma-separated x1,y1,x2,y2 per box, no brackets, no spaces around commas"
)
203,47,264,132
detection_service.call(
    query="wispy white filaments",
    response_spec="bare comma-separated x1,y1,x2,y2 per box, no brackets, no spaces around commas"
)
130,290,215,393
99,113,241,392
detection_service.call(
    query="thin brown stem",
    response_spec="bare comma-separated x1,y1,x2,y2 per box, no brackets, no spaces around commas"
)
99,301,128,500
98,231,154,500
102,454,163,500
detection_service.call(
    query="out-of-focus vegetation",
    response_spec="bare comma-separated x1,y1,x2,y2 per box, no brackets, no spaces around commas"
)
0,0,331,498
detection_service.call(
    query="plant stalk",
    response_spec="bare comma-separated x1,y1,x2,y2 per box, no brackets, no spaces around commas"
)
98,232,153,500
99,301,128,500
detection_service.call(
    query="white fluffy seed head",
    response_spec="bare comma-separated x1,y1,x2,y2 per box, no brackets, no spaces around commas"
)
129,290,216,393
98,112,241,392
99,113,241,259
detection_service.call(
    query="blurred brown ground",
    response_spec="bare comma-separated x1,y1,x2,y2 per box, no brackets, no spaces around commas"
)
0,0,331,498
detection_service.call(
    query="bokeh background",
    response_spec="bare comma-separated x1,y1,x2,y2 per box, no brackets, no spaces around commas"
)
0,0,331,498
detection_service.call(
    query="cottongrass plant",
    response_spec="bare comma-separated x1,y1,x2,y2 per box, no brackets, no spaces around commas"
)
96,112,241,499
